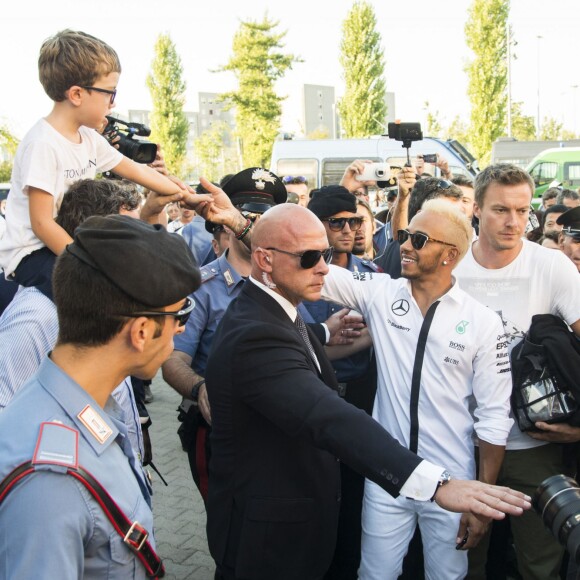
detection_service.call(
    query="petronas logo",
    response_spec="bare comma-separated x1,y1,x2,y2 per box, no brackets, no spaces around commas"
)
456,320,469,334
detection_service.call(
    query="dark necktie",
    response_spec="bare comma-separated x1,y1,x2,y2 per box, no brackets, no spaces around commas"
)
294,312,318,367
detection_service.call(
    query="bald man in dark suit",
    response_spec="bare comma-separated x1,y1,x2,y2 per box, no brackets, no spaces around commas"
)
202,202,530,580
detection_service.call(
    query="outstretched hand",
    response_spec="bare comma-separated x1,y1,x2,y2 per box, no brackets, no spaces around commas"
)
180,176,240,229
434,479,531,521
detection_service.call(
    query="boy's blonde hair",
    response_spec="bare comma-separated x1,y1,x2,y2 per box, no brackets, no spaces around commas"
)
38,29,121,102
419,199,473,262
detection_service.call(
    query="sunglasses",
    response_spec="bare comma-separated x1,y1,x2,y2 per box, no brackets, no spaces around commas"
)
322,217,364,232
80,85,117,105
282,175,308,185
266,246,334,269
397,229,456,250
117,297,195,327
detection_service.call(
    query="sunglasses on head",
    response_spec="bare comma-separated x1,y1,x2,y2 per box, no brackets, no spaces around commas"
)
322,217,364,232
397,229,456,250
435,179,452,190
266,247,334,269
117,296,195,327
282,175,308,185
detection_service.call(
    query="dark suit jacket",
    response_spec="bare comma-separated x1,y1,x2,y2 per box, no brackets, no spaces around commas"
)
205,281,422,580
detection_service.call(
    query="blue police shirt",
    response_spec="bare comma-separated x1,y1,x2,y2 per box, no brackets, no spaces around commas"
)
174,252,245,375
303,254,378,383
0,357,154,579
180,215,216,267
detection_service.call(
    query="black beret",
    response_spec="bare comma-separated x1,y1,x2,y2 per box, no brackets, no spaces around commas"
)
307,185,357,219
66,215,201,307
556,206,580,240
205,167,287,232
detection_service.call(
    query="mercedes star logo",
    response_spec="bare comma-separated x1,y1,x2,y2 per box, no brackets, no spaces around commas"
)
391,299,410,316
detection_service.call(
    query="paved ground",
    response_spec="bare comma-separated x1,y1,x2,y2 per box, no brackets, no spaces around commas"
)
147,372,215,580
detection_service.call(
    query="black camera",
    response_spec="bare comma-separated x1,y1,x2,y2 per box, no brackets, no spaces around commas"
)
103,115,157,165
386,122,423,166
534,474,580,565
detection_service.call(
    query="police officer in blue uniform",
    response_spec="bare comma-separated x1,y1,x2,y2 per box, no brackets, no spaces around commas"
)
0,215,200,579
162,167,288,500
304,185,381,580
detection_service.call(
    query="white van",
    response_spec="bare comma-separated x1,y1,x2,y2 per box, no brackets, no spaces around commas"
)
270,136,478,189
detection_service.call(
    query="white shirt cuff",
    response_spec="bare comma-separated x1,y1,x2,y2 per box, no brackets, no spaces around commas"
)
399,460,446,501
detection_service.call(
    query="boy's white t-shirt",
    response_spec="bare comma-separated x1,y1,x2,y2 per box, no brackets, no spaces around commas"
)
0,119,123,275
455,240,580,449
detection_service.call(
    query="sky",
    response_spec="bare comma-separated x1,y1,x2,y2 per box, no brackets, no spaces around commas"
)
2,0,580,140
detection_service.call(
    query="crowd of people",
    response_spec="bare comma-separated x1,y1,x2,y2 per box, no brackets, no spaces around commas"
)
0,27,579,580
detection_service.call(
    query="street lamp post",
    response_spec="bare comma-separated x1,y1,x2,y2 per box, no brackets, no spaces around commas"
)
536,35,543,138
572,85,579,136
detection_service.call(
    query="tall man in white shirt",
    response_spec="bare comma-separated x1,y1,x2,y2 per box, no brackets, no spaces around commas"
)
454,163,580,580
320,200,513,579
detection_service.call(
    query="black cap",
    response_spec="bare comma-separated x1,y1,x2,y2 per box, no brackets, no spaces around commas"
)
66,215,201,307
307,185,357,219
556,206,580,240
205,167,287,232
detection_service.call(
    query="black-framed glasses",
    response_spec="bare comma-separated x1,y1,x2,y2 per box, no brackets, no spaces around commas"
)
116,297,195,327
282,175,308,185
322,217,364,232
266,247,334,269
397,229,456,250
80,85,117,105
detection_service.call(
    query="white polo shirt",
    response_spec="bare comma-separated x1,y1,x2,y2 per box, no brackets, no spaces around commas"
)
322,265,513,481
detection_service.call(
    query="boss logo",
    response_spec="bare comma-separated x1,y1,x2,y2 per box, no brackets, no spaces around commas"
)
449,341,465,352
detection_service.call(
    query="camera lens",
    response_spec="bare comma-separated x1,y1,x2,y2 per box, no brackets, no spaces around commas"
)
376,169,385,178
533,474,580,565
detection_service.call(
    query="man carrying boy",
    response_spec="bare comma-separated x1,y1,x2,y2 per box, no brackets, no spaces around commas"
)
0,29,189,299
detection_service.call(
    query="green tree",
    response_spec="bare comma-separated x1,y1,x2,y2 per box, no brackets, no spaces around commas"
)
193,121,235,182
510,102,536,141
146,33,189,176
444,116,471,149
217,16,300,168
0,124,19,182
338,1,386,138
540,117,563,140
465,0,509,166
424,101,443,138
561,129,579,140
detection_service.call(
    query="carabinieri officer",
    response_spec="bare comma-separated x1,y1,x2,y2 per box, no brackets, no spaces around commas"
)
0,215,200,579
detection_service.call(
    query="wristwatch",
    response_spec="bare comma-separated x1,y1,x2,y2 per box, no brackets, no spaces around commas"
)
190,379,205,403
430,469,452,502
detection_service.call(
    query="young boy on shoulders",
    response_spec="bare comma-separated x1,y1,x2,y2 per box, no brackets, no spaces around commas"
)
0,29,187,298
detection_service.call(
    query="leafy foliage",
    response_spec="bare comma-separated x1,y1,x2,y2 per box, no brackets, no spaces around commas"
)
217,16,300,168
540,117,564,141
146,34,189,176
338,1,386,138
510,102,536,141
465,0,509,166
193,122,240,182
